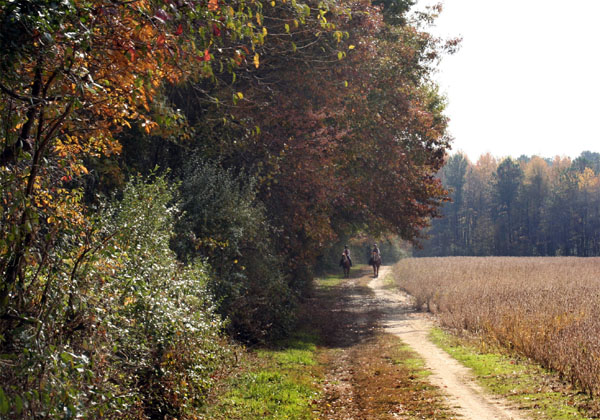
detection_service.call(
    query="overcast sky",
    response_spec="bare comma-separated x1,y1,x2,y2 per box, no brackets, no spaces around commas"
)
415,0,600,161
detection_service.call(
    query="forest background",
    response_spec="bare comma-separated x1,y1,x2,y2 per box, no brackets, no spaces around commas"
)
419,151,600,257
0,0,457,417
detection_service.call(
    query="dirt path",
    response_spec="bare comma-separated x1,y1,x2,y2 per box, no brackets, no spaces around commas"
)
370,266,527,420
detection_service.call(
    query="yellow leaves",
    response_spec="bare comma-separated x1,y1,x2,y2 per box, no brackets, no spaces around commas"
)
262,27,268,37
577,167,599,191
73,164,88,176
348,45,355,50
253,53,260,68
142,120,159,134
233,91,244,104
142,97,151,112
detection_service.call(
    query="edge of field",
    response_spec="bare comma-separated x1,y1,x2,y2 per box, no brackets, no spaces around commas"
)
428,327,600,420
383,260,600,420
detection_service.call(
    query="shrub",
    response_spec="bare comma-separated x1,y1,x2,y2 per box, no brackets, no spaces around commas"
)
0,175,230,419
173,159,296,343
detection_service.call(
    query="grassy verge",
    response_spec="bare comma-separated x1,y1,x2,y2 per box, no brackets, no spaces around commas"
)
198,331,322,419
430,328,600,420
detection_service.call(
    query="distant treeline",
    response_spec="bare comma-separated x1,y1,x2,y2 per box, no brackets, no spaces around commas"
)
418,151,600,257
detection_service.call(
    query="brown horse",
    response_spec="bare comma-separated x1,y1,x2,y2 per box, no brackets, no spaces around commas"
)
340,253,351,278
370,251,381,277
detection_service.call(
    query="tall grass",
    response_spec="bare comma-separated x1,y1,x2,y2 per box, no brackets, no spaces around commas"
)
394,257,600,396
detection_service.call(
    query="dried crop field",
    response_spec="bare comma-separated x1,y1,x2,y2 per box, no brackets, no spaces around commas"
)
394,257,600,396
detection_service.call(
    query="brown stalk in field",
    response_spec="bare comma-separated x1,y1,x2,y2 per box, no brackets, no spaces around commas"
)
394,257,600,396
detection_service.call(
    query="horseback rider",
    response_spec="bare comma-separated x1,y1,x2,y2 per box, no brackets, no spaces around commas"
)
369,243,381,265
372,243,381,258
343,245,352,266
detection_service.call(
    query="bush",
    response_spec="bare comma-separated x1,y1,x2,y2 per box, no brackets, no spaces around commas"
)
173,159,296,343
0,175,230,419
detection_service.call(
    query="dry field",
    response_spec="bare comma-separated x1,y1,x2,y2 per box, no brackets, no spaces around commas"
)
394,257,600,396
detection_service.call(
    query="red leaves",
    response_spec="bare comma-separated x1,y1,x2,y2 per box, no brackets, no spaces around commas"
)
208,0,218,11
212,24,221,37
196,49,211,62
126,47,136,61
175,24,183,36
234,52,244,66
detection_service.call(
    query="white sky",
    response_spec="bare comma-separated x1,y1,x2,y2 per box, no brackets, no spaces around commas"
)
415,0,600,161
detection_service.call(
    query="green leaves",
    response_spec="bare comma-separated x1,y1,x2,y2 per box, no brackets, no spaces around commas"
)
0,387,8,415
174,159,295,342
0,174,230,418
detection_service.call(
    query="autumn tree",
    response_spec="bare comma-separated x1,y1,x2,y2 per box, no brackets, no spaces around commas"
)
160,0,455,286
521,156,550,254
0,0,275,313
463,153,496,254
492,158,523,254
443,153,469,253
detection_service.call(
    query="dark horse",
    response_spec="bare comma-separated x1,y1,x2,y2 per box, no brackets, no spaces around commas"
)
339,253,351,278
369,251,381,277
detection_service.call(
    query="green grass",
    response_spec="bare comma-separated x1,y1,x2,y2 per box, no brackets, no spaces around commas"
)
430,328,597,420
257,332,318,368
314,272,344,288
394,343,431,378
198,331,321,420
381,270,396,289
314,264,369,288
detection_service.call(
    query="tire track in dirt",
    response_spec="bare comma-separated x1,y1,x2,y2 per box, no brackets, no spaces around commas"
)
370,266,527,420
312,274,381,419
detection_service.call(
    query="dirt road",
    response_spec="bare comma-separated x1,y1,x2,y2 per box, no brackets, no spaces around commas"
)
370,266,527,420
